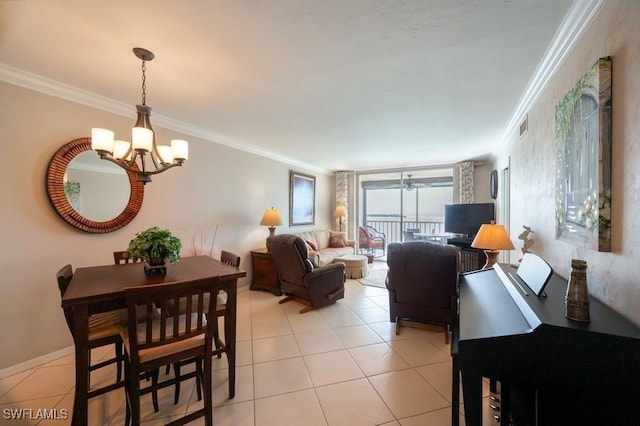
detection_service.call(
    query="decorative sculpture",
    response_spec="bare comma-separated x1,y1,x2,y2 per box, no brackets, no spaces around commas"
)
518,225,535,262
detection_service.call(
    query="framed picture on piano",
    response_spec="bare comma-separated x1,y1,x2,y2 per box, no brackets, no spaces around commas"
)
516,253,553,297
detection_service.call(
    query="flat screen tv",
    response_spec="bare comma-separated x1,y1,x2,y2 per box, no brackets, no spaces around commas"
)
444,203,495,238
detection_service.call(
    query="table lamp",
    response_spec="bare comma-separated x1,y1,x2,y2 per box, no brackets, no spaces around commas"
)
471,221,515,269
334,205,347,232
260,207,283,249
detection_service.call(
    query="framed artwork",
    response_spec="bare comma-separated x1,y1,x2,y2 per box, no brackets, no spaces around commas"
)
290,171,315,226
555,56,612,251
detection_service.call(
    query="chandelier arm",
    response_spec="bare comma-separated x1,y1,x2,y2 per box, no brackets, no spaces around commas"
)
139,152,148,174
139,161,183,176
96,153,146,175
149,149,163,169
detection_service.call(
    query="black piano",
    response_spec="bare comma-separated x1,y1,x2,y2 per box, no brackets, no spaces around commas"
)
452,263,640,425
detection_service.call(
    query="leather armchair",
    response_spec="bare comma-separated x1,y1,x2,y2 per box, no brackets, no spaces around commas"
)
359,225,386,256
386,241,459,341
267,234,346,313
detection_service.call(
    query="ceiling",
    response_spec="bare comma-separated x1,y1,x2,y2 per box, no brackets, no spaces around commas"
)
0,0,576,173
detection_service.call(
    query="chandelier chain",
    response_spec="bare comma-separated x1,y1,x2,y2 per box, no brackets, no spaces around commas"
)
141,60,147,105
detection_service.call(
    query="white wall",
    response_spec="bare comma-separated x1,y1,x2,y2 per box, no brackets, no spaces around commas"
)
497,0,640,325
0,82,332,370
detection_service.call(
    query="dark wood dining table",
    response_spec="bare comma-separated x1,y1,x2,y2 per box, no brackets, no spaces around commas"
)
61,255,246,426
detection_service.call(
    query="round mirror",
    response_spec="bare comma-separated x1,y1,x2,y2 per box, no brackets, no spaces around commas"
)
65,151,131,221
46,137,144,233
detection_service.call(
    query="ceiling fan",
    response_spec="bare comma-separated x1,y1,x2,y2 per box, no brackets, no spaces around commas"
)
404,174,421,191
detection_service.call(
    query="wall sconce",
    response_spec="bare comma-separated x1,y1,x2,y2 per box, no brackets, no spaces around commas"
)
260,207,283,248
334,205,347,232
471,221,515,269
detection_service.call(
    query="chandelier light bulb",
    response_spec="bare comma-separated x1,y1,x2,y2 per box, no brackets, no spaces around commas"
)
131,127,153,152
91,128,114,153
113,140,131,160
157,145,174,164
171,139,189,160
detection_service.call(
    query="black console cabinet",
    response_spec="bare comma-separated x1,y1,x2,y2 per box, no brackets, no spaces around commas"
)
447,238,484,272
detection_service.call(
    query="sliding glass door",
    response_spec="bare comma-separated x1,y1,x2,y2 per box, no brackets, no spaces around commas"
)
356,168,454,249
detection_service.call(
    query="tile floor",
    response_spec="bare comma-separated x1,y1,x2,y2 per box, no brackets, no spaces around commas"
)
0,261,497,425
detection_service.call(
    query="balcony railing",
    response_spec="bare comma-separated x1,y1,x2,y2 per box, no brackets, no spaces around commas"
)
363,220,447,245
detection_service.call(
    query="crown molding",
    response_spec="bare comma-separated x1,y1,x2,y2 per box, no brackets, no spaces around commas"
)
502,0,606,143
0,62,330,175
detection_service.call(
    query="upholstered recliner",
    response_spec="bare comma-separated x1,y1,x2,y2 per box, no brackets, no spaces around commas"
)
386,241,459,341
267,234,346,313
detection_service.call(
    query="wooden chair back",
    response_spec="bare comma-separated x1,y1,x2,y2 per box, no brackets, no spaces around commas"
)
220,250,241,268
57,264,124,397
123,277,219,425
56,264,75,333
124,277,219,359
113,251,134,264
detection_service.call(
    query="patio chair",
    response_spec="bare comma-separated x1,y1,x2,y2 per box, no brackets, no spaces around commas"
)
358,225,386,256
402,228,420,241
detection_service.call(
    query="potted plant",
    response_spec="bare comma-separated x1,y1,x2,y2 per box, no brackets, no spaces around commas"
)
126,226,182,274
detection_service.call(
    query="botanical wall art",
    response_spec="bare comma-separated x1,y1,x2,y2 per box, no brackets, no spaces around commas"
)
290,171,315,226
555,56,612,251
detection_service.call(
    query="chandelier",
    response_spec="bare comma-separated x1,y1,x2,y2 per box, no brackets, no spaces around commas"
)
91,47,188,184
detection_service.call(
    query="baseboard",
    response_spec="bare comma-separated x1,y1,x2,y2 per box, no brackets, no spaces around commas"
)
0,346,74,380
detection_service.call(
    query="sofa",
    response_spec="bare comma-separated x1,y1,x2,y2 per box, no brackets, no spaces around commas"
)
292,229,358,266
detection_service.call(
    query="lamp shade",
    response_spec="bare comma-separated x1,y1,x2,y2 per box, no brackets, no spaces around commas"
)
334,205,347,217
471,223,515,250
91,128,115,153
260,208,283,227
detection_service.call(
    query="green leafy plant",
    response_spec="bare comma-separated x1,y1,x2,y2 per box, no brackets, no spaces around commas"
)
126,226,182,264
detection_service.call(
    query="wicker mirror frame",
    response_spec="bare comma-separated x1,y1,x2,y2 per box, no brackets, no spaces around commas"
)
46,137,144,233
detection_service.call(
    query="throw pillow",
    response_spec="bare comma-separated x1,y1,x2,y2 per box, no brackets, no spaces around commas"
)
306,240,318,251
329,231,346,248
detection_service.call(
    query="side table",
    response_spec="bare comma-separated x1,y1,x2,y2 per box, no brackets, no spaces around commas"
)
250,249,282,295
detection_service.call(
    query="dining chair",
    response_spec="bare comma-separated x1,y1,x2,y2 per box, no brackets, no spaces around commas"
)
114,250,136,264
120,277,219,426
113,251,167,407
56,264,124,398
216,250,240,354
169,250,241,402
